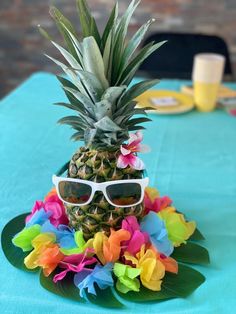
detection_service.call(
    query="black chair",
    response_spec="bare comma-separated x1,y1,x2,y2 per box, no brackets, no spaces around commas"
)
139,33,233,80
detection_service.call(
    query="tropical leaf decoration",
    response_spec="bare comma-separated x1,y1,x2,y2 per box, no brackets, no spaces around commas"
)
1,213,36,272
2,186,210,308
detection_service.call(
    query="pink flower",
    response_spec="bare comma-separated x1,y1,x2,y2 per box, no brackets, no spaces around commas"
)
144,188,172,215
53,250,97,283
26,188,69,227
229,108,236,116
117,131,150,170
121,216,149,255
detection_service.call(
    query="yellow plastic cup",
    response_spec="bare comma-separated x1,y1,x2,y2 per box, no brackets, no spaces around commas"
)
193,81,220,112
192,54,225,112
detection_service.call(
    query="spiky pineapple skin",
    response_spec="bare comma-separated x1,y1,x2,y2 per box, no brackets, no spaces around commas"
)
66,147,144,239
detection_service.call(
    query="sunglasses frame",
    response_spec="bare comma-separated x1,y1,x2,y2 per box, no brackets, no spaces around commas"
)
52,175,149,208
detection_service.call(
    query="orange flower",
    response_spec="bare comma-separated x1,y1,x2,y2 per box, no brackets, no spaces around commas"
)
24,233,64,276
93,229,130,264
103,229,130,263
38,245,65,276
159,255,178,274
150,245,178,274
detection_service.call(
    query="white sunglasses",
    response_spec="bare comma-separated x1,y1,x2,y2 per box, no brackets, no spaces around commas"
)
52,175,149,208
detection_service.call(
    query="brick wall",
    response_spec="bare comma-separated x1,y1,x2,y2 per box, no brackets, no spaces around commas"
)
0,0,236,98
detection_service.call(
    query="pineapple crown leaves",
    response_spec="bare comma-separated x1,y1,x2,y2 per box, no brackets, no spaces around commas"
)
40,0,166,150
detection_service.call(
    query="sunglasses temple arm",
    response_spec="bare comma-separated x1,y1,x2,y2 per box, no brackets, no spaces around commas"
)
55,161,70,176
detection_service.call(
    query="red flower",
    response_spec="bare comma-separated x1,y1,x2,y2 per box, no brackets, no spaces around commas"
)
144,187,172,215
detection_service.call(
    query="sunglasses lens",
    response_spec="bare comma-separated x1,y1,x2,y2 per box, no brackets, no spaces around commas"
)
58,181,92,205
106,183,142,206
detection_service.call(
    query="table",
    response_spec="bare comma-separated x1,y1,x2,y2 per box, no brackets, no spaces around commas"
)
1,72,236,314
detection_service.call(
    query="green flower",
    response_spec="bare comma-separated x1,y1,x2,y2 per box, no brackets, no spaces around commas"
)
113,263,141,294
158,207,196,247
12,225,41,252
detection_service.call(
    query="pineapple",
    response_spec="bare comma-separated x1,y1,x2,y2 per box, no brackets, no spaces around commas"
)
41,0,165,239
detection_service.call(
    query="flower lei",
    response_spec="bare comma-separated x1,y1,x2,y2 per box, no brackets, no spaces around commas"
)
11,186,198,299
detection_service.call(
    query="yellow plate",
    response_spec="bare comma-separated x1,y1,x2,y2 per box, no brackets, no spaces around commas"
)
181,84,236,99
136,90,194,115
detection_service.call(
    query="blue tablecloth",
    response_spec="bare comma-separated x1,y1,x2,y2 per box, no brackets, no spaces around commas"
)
1,72,236,314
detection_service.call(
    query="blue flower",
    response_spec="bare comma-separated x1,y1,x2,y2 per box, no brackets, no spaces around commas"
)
41,220,76,249
26,209,51,227
74,263,114,299
140,211,173,256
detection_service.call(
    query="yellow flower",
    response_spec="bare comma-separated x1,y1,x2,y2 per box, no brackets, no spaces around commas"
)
124,245,165,291
24,233,56,271
93,232,108,265
158,207,196,247
145,187,160,202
